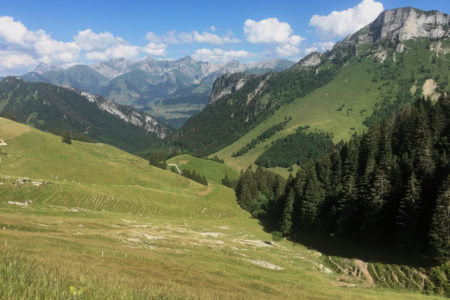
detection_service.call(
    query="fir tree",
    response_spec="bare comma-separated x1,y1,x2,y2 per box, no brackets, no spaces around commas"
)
281,188,295,236
429,176,449,262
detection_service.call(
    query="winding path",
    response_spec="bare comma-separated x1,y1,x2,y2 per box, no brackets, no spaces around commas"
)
167,163,182,174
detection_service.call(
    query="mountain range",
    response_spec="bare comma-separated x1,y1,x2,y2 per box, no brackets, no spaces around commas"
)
22,57,294,127
174,7,449,169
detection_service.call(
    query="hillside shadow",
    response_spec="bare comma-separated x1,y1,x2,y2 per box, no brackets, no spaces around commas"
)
255,217,437,268
289,231,437,268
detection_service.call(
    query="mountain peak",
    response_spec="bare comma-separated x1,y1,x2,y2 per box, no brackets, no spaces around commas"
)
177,55,195,63
33,63,63,75
346,7,449,45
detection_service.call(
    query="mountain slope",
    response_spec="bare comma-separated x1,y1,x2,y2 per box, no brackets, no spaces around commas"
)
0,77,170,154
0,117,441,299
174,7,450,168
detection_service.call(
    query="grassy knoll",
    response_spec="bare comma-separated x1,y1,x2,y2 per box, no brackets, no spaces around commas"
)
212,39,450,171
0,117,444,299
168,154,239,183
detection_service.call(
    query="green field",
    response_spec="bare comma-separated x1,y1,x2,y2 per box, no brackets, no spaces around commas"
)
0,117,445,299
168,154,239,183
212,39,450,171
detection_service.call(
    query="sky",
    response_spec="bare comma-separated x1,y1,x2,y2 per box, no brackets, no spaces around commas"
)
0,0,448,75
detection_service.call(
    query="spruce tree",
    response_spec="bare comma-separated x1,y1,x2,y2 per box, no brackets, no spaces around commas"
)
281,188,295,236
396,172,421,247
299,164,324,229
429,176,449,262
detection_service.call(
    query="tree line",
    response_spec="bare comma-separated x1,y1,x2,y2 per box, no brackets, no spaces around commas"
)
232,117,291,158
233,96,449,263
255,126,334,168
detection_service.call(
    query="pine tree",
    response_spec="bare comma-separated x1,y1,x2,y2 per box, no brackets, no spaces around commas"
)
396,172,421,247
281,188,295,236
299,165,325,229
429,176,449,262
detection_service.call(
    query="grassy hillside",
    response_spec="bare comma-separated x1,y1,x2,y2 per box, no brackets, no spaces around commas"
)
0,117,444,299
213,39,450,170
168,154,239,183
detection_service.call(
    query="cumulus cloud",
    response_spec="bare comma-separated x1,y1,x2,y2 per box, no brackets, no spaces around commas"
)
276,44,300,57
192,48,253,63
74,29,125,51
0,50,36,69
243,18,304,57
0,16,80,71
305,47,318,55
305,41,335,54
86,44,140,60
146,30,239,45
309,0,384,37
143,42,167,56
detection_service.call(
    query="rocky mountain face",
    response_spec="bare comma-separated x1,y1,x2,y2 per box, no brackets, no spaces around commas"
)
174,7,450,156
0,77,170,154
21,57,294,127
78,91,169,139
91,57,131,79
333,7,449,56
209,73,253,104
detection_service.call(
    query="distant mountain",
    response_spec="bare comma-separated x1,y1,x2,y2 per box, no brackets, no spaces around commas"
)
24,64,109,95
21,57,294,127
33,63,63,74
173,7,450,159
0,77,170,154
91,57,131,79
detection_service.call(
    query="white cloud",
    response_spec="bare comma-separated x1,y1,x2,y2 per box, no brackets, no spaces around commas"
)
0,16,80,72
143,42,166,56
276,44,300,57
74,29,125,51
305,47,318,55
192,48,253,63
305,41,335,54
210,26,217,32
243,18,304,57
146,30,239,45
309,0,384,37
244,18,303,46
86,44,140,60
0,50,36,69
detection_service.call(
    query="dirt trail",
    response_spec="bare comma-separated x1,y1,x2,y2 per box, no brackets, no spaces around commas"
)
195,186,214,196
167,163,181,174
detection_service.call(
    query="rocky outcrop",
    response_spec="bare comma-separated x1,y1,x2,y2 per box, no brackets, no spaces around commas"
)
343,7,449,46
79,91,170,139
292,52,323,70
209,73,251,104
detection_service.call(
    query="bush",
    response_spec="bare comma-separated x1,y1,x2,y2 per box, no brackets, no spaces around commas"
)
271,231,283,242
61,132,72,144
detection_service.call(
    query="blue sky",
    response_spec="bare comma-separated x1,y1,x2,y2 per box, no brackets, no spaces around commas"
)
0,0,448,75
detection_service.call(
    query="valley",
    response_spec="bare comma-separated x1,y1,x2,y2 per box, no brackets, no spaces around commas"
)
0,3,448,300
0,117,445,299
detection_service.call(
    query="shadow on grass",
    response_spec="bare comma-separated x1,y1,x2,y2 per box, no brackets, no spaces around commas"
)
255,217,437,268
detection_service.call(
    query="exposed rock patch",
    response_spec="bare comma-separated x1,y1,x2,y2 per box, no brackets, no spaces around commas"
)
422,79,440,101
245,259,284,270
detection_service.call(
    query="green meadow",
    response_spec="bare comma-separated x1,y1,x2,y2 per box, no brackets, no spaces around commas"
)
0,117,444,299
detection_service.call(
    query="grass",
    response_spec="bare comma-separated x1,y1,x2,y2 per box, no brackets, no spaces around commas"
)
168,154,239,183
212,39,450,172
0,117,445,299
